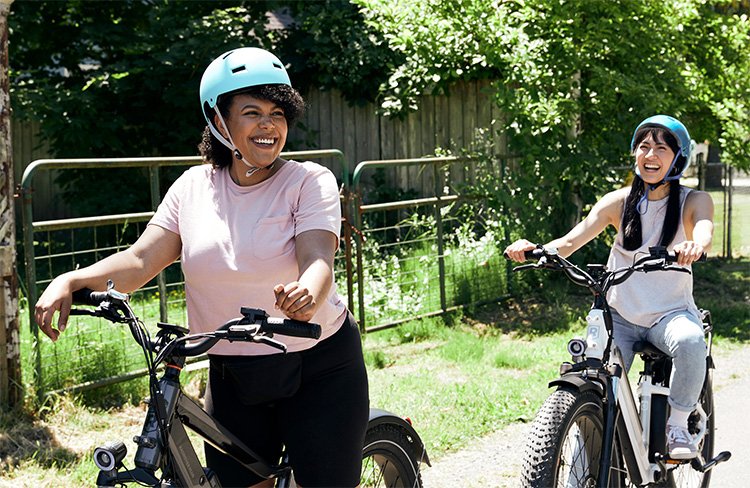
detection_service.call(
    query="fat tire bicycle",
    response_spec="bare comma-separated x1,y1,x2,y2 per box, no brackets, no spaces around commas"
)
69,283,430,488
509,246,731,488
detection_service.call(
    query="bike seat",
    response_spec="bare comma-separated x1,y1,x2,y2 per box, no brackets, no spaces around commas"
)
632,341,667,359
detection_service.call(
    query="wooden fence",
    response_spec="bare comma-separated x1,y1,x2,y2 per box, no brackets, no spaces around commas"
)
12,80,507,220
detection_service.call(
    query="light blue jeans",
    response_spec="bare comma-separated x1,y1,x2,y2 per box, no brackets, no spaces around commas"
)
610,308,707,413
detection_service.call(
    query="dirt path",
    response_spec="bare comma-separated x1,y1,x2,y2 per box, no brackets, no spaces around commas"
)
420,342,750,487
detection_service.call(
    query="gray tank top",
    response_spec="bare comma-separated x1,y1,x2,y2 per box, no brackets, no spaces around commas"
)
606,187,699,327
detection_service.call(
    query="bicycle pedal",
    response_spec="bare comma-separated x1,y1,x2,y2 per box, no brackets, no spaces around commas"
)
693,451,732,473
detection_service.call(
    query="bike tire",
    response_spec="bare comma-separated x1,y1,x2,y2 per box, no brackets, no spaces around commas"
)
360,423,423,488
520,387,631,487
667,371,714,488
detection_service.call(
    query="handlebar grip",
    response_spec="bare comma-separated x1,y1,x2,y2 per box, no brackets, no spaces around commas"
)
263,318,322,339
664,252,707,263
72,288,109,306
503,248,545,260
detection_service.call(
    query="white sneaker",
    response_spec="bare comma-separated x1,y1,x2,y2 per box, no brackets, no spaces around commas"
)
667,424,698,459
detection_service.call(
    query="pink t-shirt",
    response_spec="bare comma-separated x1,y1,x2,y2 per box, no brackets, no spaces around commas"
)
148,161,347,355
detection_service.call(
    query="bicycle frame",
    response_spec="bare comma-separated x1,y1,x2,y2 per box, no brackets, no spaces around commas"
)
96,343,292,487
608,344,668,485
75,286,431,487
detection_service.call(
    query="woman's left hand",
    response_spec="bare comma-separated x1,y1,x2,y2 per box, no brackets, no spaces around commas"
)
672,240,705,266
274,281,316,322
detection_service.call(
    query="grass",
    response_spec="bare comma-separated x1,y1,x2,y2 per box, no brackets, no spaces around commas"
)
1,257,747,486
364,316,574,453
17,290,186,402
708,189,749,257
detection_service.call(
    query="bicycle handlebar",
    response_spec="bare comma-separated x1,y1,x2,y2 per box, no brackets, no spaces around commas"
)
264,316,322,339
70,287,322,358
72,288,111,306
504,245,706,294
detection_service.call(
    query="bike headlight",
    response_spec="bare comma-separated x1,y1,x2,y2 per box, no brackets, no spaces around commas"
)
93,440,127,471
567,338,587,357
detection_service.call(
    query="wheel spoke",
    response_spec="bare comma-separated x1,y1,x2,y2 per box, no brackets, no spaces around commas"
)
361,424,422,488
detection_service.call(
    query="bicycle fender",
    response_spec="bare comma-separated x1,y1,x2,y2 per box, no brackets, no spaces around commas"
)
368,408,432,466
549,374,604,397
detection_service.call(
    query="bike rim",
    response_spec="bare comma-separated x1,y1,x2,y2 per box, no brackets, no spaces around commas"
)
361,445,418,488
558,413,603,488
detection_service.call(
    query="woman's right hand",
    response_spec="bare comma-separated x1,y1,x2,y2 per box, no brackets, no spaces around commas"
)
503,239,537,262
34,274,76,342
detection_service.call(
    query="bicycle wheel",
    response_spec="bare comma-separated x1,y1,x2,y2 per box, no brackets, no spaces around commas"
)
668,371,714,488
360,423,423,488
520,387,631,488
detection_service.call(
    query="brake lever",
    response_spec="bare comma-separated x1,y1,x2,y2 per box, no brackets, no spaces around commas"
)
226,324,261,339
512,263,540,272
98,303,130,323
253,334,288,353
663,265,692,274
513,256,557,272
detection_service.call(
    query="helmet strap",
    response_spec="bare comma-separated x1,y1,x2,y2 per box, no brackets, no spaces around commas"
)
663,148,684,182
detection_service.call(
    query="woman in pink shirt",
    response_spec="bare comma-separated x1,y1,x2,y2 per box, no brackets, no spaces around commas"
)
34,47,369,488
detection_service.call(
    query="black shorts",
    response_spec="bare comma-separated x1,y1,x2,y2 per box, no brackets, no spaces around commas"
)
204,313,369,487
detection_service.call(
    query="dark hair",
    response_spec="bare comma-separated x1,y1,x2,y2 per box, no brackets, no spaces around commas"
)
198,84,305,168
622,127,683,250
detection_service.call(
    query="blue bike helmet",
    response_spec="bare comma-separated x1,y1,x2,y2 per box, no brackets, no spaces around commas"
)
630,115,694,214
199,47,291,175
630,114,693,181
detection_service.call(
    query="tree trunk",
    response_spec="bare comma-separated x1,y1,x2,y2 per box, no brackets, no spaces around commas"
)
0,0,20,410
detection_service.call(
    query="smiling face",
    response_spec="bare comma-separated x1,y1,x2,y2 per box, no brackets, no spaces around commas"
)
215,94,288,171
634,131,676,187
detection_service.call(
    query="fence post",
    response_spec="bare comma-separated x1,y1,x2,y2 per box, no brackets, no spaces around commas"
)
434,162,447,312
0,0,21,409
726,165,733,259
149,166,169,322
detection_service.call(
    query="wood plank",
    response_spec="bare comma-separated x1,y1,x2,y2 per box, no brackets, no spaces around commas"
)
436,90,450,152
421,94,437,196
449,82,465,185
330,89,346,176
355,104,369,169
406,107,421,193
379,113,395,161
343,99,357,182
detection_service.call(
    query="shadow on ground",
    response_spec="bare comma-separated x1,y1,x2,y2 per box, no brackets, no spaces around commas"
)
0,408,79,473
467,257,749,341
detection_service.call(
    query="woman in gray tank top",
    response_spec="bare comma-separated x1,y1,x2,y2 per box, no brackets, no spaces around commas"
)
505,115,714,460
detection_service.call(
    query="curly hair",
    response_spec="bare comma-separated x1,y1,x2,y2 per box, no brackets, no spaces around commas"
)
198,84,305,169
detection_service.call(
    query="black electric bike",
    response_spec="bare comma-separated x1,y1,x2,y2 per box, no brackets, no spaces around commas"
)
510,246,731,488
70,283,430,488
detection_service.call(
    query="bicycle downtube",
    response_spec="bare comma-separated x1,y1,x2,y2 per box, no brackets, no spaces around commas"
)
597,370,619,488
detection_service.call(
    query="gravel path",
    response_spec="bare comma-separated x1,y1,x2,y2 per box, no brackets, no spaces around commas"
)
420,342,750,487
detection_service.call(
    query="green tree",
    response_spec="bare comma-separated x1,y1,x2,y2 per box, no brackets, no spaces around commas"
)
10,1,269,214
9,0,396,214
356,0,750,244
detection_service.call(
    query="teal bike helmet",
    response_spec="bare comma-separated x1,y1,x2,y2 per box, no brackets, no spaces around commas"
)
630,114,693,181
199,47,291,175
630,114,694,214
